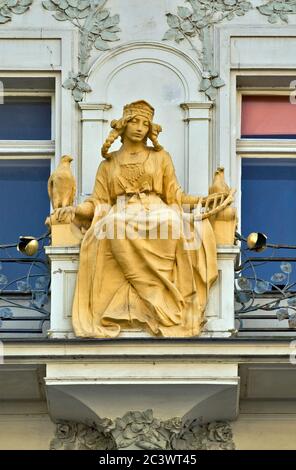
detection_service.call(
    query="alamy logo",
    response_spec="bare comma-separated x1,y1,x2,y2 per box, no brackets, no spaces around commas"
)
93,197,203,251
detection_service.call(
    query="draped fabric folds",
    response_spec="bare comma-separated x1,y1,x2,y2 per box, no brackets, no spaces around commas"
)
72,148,218,338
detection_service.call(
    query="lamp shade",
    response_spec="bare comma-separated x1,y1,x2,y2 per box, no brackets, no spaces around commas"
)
17,236,39,256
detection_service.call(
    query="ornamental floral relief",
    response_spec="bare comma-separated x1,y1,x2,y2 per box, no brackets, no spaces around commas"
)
163,0,296,100
0,0,292,103
257,0,296,23
0,0,33,24
50,411,235,451
50,420,116,450
42,0,121,102
163,0,253,101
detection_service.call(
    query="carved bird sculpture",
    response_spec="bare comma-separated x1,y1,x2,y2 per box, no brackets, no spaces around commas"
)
47,155,76,209
209,167,230,194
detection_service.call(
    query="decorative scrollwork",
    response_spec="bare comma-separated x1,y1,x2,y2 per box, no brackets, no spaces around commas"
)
235,235,296,330
0,234,50,336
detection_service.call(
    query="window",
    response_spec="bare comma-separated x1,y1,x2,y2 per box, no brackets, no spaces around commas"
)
241,95,296,139
0,96,51,140
0,77,55,293
238,86,296,286
0,159,50,290
241,158,296,284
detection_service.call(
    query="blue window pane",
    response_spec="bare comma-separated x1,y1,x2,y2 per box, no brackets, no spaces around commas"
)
0,98,51,140
0,159,50,290
242,158,296,287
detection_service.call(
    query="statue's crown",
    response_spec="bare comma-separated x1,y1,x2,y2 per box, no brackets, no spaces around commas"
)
123,100,154,121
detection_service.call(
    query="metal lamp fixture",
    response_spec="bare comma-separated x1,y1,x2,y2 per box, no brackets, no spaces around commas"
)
17,236,39,256
246,232,267,252
236,231,296,251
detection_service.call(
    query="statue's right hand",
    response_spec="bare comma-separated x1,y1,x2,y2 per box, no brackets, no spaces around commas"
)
54,206,76,224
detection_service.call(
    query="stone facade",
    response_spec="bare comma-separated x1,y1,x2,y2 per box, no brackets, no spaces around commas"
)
0,0,296,450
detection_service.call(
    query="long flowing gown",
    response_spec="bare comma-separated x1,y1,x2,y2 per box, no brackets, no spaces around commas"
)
72,147,218,337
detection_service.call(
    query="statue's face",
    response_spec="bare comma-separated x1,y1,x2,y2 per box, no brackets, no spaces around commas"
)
124,116,150,143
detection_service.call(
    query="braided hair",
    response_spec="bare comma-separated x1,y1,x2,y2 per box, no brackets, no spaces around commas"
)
101,117,163,159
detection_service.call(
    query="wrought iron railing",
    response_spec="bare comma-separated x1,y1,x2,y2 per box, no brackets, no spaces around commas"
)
0,234,50,336
2,229,296,338
235,233,296,335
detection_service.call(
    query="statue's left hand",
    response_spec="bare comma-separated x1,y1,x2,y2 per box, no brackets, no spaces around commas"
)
52,206,76,224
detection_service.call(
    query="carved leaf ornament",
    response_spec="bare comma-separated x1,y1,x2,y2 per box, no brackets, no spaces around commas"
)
42,0,121,101
257,0,296,23
163,0,296,99
163,0,252,100
0,1,295,101
0,0,33,24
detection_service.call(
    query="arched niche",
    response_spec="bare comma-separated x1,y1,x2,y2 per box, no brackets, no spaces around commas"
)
79,41,212,198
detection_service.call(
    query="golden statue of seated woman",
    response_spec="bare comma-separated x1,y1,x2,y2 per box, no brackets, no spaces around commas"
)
51,100,235,338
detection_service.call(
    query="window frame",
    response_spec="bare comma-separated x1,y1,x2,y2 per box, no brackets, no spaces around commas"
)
0,74,58,252
237,88,296,153
0,72,60,173
236,84,296,306
236,86,296,236
0,76,57,304
0,90,55,171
